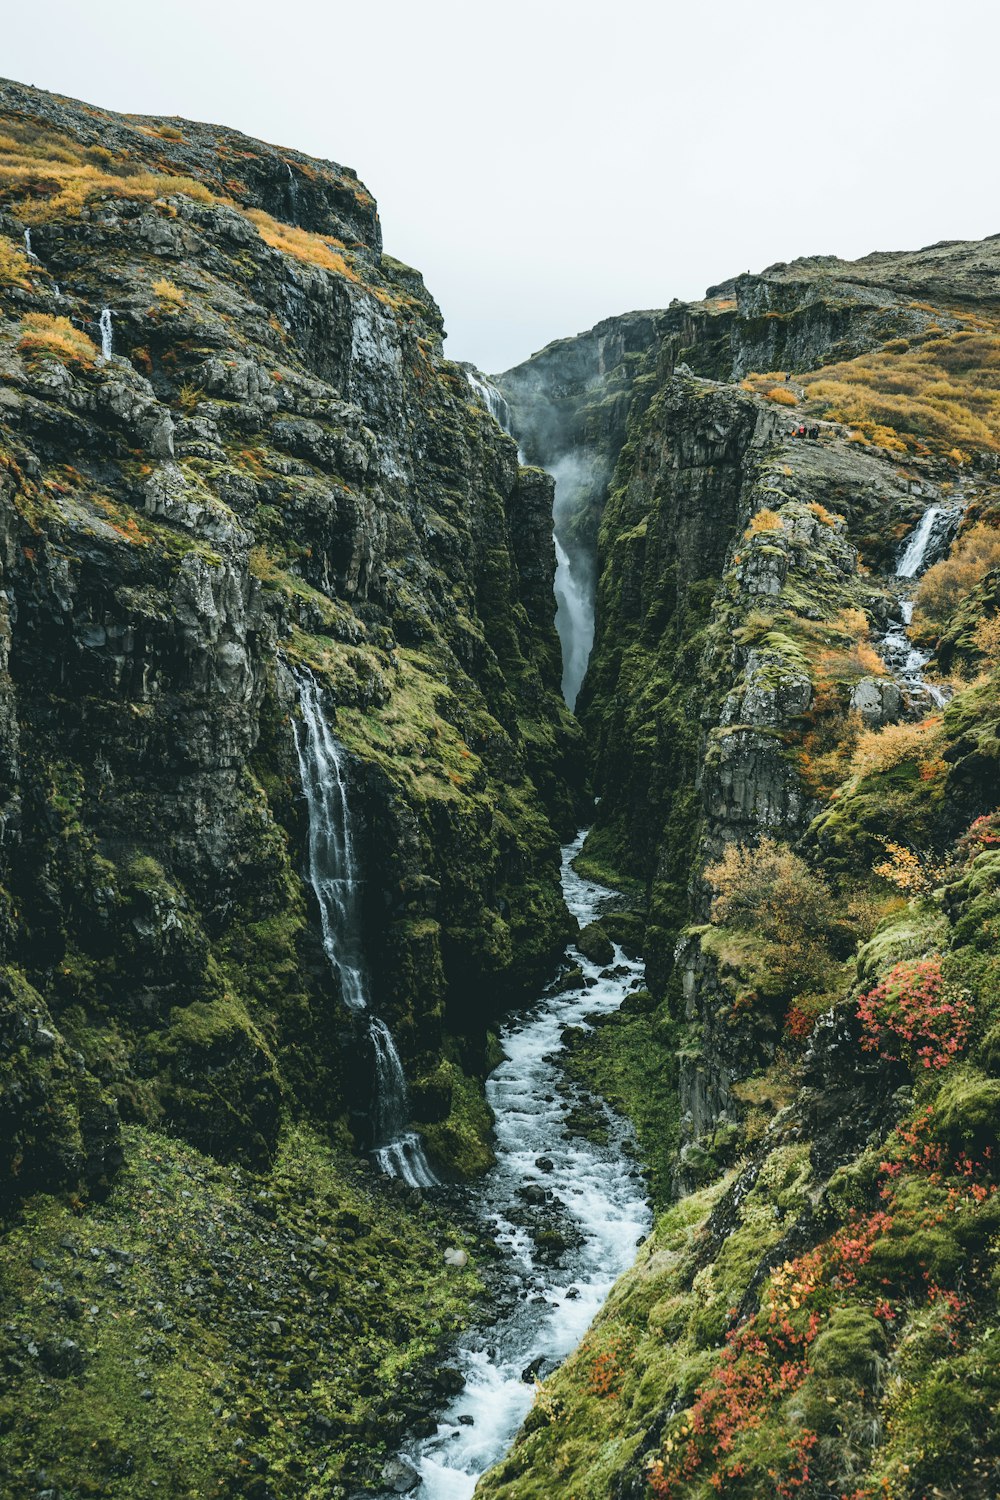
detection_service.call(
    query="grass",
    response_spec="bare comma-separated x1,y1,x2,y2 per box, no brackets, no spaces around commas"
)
0,1122,480,1498
0,234,34,289
802,322,1000,455
18,312,98,368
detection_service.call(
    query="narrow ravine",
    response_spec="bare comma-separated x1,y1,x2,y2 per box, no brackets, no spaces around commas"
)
385,833,652,1499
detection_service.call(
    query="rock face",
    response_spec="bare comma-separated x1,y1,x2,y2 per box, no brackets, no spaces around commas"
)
475,238,1000,1500
0,76,584,1206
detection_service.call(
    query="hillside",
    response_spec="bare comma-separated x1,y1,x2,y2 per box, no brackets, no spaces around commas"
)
2,74,1000,1500
482,238,1000,1498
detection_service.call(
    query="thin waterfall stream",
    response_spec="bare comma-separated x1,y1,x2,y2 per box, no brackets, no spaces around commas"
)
880,496,966,706
293,668,437,1189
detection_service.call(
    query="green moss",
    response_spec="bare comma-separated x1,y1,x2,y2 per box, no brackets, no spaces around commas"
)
0,1123,480,1499
417,1059,496,1178
562,995,680,1208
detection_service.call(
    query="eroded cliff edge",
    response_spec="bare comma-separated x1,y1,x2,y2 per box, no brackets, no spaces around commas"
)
484,239,1000,1498
0,78,585,1497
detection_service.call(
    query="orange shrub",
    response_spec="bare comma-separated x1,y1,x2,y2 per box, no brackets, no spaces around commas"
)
745,508,783,536
18,313,98,368
766,386,798,406
912,522,1000,639
850,717,943,780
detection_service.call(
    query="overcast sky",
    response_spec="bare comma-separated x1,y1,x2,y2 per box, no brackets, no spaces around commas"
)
5,0,1000,373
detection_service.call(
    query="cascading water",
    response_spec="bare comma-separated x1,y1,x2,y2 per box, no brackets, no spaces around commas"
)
549,453,597,711
293,667,437,1188
380,831,651,1498
554,535,594,709
98,307,114,361
465,367,597,712
371,1019,439,1188
23,227,38,262
465,368,513,435
880,498,966,707
293,671,368,1010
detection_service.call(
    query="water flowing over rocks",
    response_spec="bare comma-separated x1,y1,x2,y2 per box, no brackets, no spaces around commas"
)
380,835,650,1500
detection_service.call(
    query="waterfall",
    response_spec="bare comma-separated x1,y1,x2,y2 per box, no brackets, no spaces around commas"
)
881,501,965,708
550,454,597,711
98,308,114,362
465,369,512,434
293,670,368,1011
554,536,595,710
371,1020,439,1188
23,228,38,262
895,503,955,579
464,368,596,710
293,668,437,1188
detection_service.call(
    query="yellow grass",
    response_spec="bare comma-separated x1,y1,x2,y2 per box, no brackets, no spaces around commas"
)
0,235,33,289
766,386,798,407
803,325,1000,455
745,508,783,536
1,121,369,297
243,208,359,281
18,312,98,368
151,277,185,306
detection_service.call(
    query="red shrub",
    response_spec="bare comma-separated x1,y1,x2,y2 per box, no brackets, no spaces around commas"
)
856,958,971,1071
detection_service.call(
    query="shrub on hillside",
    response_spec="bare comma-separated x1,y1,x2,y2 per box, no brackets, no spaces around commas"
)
745,508,783,536
706,838,842,1002
912,523,1000,640
857,957,972,1071
850,717,944,780
18,313,97,368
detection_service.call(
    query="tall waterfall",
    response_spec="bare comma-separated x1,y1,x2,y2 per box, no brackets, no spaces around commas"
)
293,668,437,1189
554,536,594,710
23,228,38,262
98,307,114,361
550,453,597,711
293,673,368,1010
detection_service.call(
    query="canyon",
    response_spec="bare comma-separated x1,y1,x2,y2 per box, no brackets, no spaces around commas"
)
1,76,1000,1500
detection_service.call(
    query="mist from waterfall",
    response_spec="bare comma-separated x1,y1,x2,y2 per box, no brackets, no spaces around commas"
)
550,452,598,711
293,668,437,1188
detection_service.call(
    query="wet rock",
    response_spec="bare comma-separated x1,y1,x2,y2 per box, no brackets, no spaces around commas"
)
576,921,614,965
518,1183,547,1206
521,1355,547,1383
534,1156,554,1173
37,1336,85,1377
381,1456,420,1493
850,675,902,727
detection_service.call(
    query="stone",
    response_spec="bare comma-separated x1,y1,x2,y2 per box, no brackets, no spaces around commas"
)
381,1456,420,1493
849,675,902,728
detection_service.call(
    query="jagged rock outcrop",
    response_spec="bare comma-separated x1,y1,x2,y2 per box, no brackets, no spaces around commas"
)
0,76,584,1207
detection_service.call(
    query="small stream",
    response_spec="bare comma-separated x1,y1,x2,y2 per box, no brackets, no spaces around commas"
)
385,833,652,1499
880,497,965,706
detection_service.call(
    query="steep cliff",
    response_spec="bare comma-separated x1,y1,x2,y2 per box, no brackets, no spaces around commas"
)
478,240,1000,1498
0,78,585,1498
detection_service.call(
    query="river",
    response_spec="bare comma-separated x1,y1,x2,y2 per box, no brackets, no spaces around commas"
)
385,831,652,1499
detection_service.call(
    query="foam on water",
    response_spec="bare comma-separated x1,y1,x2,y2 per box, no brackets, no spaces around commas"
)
386,831,651,1498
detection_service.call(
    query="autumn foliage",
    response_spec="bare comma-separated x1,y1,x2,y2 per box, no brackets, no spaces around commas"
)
856,957,972,1071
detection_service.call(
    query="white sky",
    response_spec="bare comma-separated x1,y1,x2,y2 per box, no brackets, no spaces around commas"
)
4,0,1000,372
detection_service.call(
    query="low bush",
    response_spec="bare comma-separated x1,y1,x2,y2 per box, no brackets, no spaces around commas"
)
912,522,1000,639
857,957,972,1071
18,312,98,368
